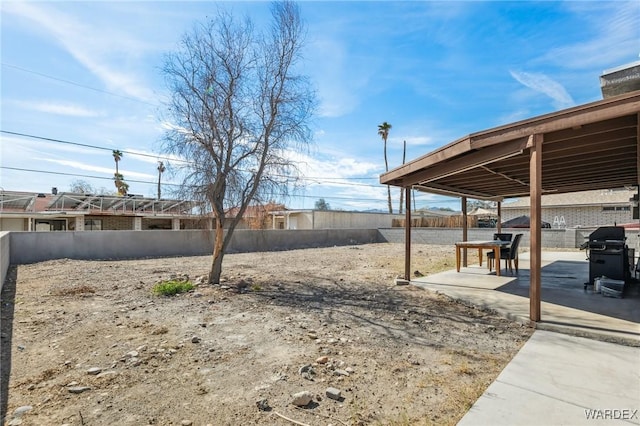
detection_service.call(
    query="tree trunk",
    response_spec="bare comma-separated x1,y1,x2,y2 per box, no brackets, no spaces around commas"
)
209,217,225,284
386,186,392,214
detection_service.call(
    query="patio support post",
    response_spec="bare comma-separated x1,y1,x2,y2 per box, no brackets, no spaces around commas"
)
404,187,411,281
497,202,502,233
461,196,468,267
529,134,543,322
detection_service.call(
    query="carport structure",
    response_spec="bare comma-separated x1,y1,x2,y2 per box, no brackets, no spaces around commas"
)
380,90,640,322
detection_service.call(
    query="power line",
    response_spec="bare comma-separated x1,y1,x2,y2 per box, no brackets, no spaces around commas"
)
0,166,174,187
1,130,383,186
1,62,158,107
1,130,186,164
1,165,457,205
0,166,396,203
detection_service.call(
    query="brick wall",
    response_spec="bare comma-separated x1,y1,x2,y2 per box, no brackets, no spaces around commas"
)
142,218,172,230
86,215,134,230
504,206,632,228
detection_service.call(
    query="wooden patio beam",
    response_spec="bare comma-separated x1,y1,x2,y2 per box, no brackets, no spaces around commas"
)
400,138,528,187
471,95,640,149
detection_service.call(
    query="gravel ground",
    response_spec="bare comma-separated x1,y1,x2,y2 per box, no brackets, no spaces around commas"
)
1,243,532,425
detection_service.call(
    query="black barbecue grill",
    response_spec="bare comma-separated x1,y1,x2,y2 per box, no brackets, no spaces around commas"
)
580,226,631,290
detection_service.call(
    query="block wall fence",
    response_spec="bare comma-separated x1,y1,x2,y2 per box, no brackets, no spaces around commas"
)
3,227,637,292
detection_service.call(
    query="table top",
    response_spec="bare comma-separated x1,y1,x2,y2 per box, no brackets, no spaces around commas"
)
455,240,511,247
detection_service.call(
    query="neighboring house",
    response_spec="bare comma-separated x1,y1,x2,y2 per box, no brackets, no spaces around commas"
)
0,190,211,231
501,188,636,228
468,207,498,228
268,209,404,230
225,202,286,229
224,202,405,230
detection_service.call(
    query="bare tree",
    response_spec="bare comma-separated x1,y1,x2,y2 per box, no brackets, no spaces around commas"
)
69,179,96,194
378,121,392,213
314,198,330,210
161,1,315,284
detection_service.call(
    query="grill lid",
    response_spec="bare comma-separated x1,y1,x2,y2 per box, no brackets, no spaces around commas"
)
588,226,625,242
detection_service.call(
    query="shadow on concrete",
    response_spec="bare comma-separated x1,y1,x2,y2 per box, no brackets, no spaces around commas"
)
0,266,17,423
496,260,640,324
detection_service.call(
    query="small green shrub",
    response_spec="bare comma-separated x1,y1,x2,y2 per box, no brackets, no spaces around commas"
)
152,280,194,296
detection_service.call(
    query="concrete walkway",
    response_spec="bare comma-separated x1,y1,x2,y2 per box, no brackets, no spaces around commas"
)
458,330,640,426
409,251,640,425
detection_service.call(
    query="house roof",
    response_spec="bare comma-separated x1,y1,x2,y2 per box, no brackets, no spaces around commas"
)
468,207,498,216
380,90,640,200
1,191,201,216
502,188,636,208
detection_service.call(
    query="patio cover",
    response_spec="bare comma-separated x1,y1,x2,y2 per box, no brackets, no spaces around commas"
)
380,90,640,322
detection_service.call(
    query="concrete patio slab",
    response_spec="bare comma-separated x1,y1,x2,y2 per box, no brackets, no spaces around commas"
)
412,251,640,345
458,330,640,426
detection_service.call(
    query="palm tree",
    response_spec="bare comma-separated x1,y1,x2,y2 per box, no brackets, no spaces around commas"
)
112,150,123,194
378,122,393,213
118,179,129,196
157,161,166,200
113,173,128,196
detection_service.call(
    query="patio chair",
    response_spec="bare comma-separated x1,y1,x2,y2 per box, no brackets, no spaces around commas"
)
493,233,513,242
488,233,523,274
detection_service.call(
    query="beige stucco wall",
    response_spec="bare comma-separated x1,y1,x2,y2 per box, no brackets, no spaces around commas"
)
312,211,402,229
0,218,26,231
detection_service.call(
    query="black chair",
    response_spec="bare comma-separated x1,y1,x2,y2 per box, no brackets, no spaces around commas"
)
493,233,513,242
488,233,523,274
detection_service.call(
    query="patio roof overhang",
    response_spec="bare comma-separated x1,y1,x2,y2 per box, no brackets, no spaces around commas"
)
380,91,640,200
380,90,640,324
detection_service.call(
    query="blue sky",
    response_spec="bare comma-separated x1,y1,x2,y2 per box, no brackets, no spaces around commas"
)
1,1,638,211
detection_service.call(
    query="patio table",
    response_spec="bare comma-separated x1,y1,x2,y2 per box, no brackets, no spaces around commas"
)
455,240,511,276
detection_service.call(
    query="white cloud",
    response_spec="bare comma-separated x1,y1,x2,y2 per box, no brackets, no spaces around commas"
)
14,100,102,117
540,2,640,69
288,150,380,183
3,2,155,101
40,158,155,180
497,109,531,126
509,70,575,109
0,134,99,157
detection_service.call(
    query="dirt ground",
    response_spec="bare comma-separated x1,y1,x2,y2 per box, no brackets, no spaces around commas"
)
1,243,532,426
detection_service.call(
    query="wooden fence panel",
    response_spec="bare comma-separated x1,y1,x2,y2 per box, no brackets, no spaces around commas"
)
392,216,478,228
